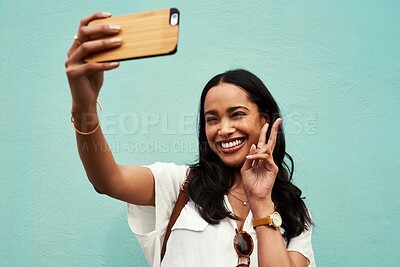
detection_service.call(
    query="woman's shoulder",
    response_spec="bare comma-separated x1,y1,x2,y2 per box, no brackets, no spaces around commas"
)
145,162,190,176
144,162,190,190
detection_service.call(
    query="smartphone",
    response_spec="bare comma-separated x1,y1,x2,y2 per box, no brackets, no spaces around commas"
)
85,8,180,62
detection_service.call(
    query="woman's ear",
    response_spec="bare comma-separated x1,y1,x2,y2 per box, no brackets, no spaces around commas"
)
260,112,269,125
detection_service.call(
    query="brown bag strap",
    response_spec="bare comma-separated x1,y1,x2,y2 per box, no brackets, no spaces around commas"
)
160,173,192,261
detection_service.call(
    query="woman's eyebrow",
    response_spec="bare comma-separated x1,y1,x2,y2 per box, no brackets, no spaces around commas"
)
204,110,217,116
227,106,250,113
204,106,250,116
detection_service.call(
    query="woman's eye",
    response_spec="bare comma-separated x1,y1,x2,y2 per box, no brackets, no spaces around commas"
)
206,117,217,123
232,112,245,118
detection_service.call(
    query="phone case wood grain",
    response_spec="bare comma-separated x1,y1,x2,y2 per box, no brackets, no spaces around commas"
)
85,9,179,62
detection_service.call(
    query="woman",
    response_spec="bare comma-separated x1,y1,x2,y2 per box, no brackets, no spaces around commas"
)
66,12,315,267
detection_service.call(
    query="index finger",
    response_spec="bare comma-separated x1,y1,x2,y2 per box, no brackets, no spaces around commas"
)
80,12,112,28
68,12,114,56
77,12,113,43
257,122,270,148
267,118,282,153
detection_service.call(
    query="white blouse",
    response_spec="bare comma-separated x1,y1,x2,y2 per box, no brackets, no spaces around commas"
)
127,162,315,267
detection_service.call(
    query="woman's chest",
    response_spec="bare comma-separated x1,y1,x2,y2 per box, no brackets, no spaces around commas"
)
162,200,259,267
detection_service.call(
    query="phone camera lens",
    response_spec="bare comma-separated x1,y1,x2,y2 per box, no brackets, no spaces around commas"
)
170,13,179,26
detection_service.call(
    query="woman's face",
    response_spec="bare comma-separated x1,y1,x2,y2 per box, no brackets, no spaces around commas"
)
204,82,267,168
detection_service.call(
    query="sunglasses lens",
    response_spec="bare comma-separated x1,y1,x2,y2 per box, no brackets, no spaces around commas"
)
234,232,253,256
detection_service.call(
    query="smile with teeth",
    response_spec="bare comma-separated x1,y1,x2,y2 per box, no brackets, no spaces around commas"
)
221,139,244,149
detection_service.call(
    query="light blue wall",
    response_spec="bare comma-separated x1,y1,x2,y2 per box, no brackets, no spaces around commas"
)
1,1,399,266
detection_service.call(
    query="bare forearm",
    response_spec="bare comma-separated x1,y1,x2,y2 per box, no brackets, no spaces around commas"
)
256,226,296,267
252,202,305,267
72,105,120,194
71,104,156,205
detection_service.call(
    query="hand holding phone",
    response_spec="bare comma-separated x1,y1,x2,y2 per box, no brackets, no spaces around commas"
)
85,8,180,62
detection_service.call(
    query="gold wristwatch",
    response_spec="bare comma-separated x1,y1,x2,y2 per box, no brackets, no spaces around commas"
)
252,211,282,230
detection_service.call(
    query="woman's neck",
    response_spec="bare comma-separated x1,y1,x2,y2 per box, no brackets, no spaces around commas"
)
231,172,245,193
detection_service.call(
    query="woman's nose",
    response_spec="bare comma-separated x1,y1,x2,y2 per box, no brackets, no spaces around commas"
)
218,119,235,137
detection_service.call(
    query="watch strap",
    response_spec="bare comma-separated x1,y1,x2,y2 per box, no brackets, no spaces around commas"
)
252,216,273,228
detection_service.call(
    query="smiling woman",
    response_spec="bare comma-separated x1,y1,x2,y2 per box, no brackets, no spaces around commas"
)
204,83,268,168
65,12,314,266
186,71,314,264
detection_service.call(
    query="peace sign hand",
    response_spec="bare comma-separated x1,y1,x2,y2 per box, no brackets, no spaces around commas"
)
240,118,282,214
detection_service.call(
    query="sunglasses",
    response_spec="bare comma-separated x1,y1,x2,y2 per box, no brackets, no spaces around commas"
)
233,229,254,267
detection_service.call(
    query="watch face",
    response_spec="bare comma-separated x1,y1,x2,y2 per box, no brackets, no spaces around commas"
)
272,212,282,227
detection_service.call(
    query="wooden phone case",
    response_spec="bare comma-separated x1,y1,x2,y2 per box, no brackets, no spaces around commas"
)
85,8,180,62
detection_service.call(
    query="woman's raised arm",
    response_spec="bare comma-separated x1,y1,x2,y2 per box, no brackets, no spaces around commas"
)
65,13,155,206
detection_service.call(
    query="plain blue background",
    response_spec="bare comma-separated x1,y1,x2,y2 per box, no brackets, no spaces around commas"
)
1,1,399,266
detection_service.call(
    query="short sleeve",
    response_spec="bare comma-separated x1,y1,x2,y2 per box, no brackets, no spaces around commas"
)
287,220,316,266
127,162,189,267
